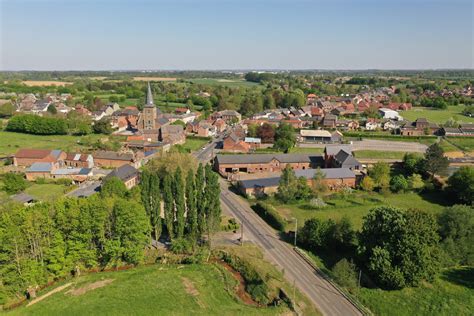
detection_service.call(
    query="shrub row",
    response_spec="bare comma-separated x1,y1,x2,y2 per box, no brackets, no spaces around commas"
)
218,251,271,305
251,202,286,231
6,114,67,135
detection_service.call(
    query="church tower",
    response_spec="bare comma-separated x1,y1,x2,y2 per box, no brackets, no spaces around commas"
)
141,82,157,130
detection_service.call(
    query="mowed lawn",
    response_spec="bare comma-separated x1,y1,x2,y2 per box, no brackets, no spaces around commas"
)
0,132,105,156
182,137,211,152
268,191,446,230
353,150,406,160
358,267,474,316
24,183,71,202
400,105,474,124
6,264,285,316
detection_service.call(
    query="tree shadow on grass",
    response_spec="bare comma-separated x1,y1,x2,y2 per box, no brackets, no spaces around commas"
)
419,190,453,208
441,267,474,289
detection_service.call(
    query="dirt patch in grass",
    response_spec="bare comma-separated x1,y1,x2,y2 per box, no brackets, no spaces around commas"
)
444,151,465,158
181,277,199,296
66,279,114,296
27,283,72,307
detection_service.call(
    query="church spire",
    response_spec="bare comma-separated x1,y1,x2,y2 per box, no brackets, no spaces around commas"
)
145,82,154,106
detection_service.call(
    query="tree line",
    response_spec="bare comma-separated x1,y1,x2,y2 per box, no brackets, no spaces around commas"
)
298,204,473,291
0,162,221,304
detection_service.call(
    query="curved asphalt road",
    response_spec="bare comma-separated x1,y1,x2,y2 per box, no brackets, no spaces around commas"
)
195,139,362,316
220,183,362,316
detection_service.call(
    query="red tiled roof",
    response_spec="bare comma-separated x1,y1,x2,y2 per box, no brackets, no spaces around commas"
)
15,149,52,159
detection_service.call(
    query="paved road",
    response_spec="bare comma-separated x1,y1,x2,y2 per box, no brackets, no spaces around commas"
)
192,137,222,161
300,139,428,153
195,138,362,315
66,181,101,198
219,184,362,316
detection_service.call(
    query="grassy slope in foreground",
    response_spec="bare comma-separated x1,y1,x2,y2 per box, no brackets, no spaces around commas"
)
6,264,286,316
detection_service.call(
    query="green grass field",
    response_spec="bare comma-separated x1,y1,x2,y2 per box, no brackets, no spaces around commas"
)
24,183,71,202
268,191,446,230
400,105,474,124
182,137,211,152
353,150,406,159
357,267,474,316
446,137,474,152
6,264,286,316
0,132,107,157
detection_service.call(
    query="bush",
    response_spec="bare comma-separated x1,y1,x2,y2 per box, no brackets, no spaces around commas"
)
6,114,67,135
309,198,327,209
219,252,271,305
251,202,286,231
332,259,358,290
390,175,409,193
2,173,27,194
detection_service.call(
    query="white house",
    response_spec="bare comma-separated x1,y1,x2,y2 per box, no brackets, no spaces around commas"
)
365,121,381,131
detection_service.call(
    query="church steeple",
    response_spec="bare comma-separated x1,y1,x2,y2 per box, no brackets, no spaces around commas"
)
145,82,154,107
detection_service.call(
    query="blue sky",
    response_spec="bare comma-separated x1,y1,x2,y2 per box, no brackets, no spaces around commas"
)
1,0,472,70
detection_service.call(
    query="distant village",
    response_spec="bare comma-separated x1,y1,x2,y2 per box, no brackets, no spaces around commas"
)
2,80,473,203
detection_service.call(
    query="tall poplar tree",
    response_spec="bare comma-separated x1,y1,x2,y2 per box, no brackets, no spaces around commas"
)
140,170,162,240
204,164,221,247
185,169,198,242
195,163,207,235
162,174,175,240
173,167,186,239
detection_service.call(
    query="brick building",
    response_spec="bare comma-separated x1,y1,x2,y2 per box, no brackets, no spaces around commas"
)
214,153,324,177
14,149,65,167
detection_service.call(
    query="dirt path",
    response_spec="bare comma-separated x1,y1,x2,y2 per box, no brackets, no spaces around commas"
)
66,279,114,296
27,283,72,307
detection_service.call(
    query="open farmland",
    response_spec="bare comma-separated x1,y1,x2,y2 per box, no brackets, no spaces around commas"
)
21,81,73,87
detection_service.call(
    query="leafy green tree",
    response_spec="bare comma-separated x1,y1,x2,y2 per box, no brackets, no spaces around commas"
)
369,162,390,190
277,165,298,203
438,205,474,266
273,123,296,153
298,218,332,250
162,174,175,240
332,259,358,290
110,199,150,264
44,232,66,277
101,177,127,198
359,206,440,289
446,166,473,204
408,174,424,191
360,176,375,191
185,169,198,242
140,170,162,240
195,164,207,235
47,104,57,114
390,175,409,193
2,173,27,194
173,167,186,239
0,102,15,118
93,118,113,134
312,168,328,196
424,143,449,177
403,153,423,176
204,165,221,246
